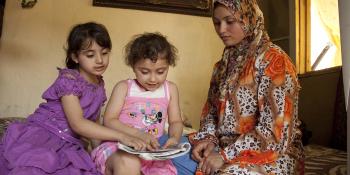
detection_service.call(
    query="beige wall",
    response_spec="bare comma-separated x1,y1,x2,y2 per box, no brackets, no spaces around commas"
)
338,0,350,167
0,0,223,129
339,0,350,109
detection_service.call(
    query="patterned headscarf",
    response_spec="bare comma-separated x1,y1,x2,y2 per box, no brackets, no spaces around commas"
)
212,0,271,101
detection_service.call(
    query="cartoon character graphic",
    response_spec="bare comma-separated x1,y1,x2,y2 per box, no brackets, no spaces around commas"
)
128,112,137,118
142,109,163,126
147,126,159,136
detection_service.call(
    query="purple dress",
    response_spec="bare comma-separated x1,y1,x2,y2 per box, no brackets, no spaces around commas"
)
0,68,106,175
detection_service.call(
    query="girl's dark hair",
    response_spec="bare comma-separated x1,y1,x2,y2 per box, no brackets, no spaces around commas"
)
124,32,178,67
65,22,112,69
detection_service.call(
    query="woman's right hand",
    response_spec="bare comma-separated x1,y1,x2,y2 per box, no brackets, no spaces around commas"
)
119,134,147,151
191,141,216,162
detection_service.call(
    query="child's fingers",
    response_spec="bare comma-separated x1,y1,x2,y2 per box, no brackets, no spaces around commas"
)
131,139,147,151
131,142,141,150
146,139,159,151
150,139,160,149
162,140,170,148
146,144,155,151
145,139,159,151
140,140,148,150
162,140,176,149
162,137,179,149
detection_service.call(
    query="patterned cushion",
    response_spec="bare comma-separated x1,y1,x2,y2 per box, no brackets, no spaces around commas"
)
0,117,26,138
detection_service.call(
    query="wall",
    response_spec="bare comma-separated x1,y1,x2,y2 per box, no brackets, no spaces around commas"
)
0,0,223,129
338,0,350,169
259,0,290,57
298,67,342,147
338,0,350,109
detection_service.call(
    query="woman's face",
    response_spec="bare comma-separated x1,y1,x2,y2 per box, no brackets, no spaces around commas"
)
213,4,245,46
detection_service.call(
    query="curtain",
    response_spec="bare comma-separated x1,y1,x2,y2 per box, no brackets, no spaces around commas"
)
312,0,342,68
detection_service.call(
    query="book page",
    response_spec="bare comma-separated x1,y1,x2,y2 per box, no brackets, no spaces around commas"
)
118,142,191,160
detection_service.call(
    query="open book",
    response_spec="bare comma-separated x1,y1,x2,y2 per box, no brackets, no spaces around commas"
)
118,142,191,160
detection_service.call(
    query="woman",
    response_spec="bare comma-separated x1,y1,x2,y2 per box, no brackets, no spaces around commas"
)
189,0,304,174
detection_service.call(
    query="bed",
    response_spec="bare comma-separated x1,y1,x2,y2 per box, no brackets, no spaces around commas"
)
0,117,347,175
299,66,348,175
304,144,347,175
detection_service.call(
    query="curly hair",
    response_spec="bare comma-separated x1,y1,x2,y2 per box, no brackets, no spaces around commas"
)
124,32,178,67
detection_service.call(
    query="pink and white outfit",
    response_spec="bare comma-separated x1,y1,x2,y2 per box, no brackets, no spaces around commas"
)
91,79,177,175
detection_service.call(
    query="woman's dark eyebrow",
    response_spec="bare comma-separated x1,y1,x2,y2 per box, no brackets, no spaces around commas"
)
224,16,236,20
213,15,234,21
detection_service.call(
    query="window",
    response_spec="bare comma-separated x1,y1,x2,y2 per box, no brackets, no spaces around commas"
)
296,0,342,73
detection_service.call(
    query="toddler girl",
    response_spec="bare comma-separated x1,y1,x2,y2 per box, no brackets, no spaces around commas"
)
91,32,184,175
0,22,145,175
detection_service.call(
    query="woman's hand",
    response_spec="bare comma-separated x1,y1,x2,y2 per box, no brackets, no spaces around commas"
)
119,134,147,151
199,152,224,175
135,131,160,151
191,141,216,162
162,136,179,149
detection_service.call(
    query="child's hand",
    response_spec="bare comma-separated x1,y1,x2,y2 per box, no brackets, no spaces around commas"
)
120,135,147,151
162,136,179,149
135,131,160,151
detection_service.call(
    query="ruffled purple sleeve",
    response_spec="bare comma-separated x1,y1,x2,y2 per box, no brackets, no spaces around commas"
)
53,69,83,98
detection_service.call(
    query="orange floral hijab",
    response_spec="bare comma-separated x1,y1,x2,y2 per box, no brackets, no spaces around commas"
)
212,0,271,101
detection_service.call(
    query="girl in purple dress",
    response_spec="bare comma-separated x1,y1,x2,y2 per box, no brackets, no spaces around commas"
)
0,22,146,175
